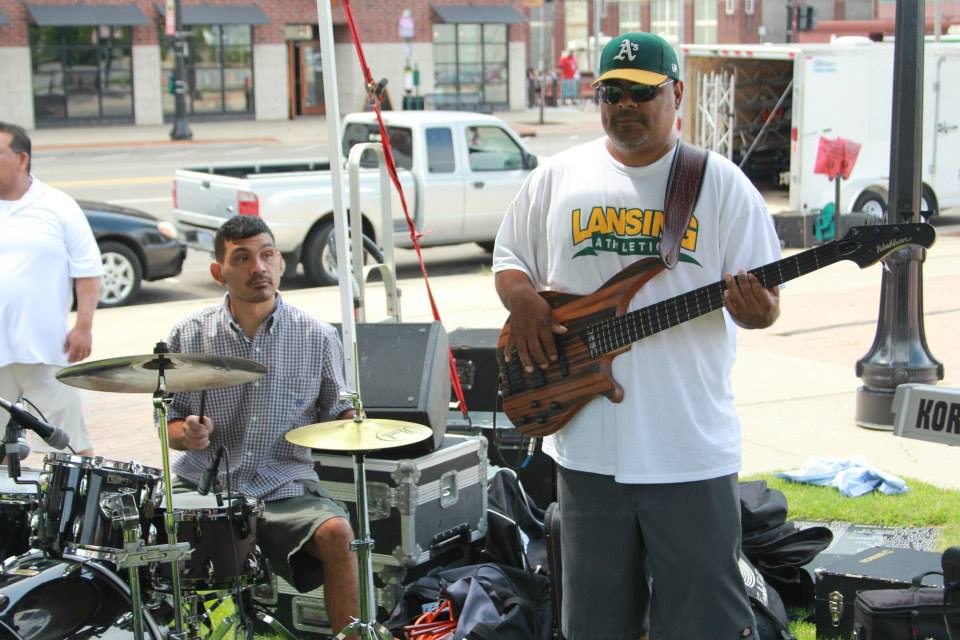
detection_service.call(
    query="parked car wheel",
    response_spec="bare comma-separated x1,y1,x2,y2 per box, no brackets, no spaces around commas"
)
921,185,939,220
853,187,938,221
302,221,385,286
853,189,887,220
98,241,142,307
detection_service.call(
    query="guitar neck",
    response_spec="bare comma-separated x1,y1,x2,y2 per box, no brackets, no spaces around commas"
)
585,242,842,358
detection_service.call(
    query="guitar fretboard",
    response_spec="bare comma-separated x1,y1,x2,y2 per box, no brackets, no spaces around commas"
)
584,242,841,358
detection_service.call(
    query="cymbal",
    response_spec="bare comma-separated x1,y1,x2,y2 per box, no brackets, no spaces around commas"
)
56,353,268,393
285,417,432,452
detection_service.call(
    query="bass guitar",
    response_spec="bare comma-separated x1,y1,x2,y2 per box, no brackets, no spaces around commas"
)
496,223,936,436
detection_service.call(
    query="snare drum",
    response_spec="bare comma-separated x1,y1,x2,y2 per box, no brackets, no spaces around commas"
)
0,468,40,559
38,454,163,559
151,491,263,591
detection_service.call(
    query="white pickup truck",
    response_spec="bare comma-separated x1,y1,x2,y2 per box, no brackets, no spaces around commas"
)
173,111,539,285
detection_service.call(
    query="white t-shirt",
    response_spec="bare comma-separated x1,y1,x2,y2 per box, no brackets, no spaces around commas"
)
0,178,103,367
492,138,781,483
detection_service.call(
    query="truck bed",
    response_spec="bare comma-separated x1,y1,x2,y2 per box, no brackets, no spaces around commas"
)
182,159,332,179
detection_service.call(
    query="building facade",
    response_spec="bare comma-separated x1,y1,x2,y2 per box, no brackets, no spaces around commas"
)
0,0,530,128
3,0,951,129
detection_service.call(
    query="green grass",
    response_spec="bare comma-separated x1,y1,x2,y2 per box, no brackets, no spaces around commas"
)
745,474,960,550
742,473,960,639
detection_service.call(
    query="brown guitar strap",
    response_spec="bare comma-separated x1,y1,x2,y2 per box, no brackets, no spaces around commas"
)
659,141,709,269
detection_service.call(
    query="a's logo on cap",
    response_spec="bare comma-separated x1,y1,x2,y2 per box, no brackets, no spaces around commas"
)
613,39,639,62
671,63,678,73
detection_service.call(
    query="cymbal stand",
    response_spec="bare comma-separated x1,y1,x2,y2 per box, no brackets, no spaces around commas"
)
152,341,187,637
334,391,392,640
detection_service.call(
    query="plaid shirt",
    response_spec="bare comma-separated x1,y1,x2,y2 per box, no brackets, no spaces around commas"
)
167,294,352,501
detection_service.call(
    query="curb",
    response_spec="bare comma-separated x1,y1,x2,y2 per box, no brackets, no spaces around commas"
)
34,136,282,152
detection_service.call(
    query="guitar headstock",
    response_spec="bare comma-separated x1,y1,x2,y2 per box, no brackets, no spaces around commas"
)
837,223,936,268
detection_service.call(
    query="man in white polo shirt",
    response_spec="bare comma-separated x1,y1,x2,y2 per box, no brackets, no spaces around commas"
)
0,121,102,458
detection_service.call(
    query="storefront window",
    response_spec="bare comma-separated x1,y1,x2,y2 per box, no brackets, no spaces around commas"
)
620,0,642,33
432,23,508,110
161,24,254,116
650,0,680,44
30,26,133,124
694,0,718,44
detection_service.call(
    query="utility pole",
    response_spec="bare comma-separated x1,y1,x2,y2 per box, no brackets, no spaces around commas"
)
170,0,193,140
854,0,942,429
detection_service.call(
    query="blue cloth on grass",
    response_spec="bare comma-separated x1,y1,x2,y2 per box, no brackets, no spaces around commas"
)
775,455,908,497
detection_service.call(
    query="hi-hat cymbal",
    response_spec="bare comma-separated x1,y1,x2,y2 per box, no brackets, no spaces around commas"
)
285,417,432,452
56,353,267,393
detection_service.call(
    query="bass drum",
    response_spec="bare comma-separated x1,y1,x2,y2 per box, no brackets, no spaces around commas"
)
0,552,162,639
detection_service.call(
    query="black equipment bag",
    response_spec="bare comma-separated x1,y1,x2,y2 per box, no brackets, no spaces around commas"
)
740,551,797,640
740,480,833,608
384,563,551,640
484,469,547,573
853,584,960,640
544,502,562,639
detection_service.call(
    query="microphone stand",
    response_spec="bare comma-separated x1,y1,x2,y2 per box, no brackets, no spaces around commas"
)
4,421,22,480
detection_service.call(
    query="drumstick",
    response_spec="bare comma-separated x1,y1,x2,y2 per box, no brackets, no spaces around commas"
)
198,390,206,424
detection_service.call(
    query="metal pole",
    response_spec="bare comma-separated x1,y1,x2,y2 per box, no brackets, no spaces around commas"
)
592,0,601,73
315,0,357,392
935,0,942,41
854,0,943,429
677,0,685,44
833,176,841,241
539,4,548,125
170,0,193,141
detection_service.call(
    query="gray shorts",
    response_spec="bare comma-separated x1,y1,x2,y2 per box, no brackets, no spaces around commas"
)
173,477,348,593
558,466,756,640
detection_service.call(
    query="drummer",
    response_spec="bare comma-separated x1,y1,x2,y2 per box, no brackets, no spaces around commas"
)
165,215,359,633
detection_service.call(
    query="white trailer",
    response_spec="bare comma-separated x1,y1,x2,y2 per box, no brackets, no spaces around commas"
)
679,39,960,218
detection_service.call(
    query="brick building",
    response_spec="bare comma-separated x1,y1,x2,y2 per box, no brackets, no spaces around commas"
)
2,0,950,129
0,0,530,128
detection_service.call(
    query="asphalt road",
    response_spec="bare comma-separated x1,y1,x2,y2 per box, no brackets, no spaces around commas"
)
32,132,960,306
32,128,601,304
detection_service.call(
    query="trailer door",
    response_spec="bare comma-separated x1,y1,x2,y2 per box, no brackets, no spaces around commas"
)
930,54,960,209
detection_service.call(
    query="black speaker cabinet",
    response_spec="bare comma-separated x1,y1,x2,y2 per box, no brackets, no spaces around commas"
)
335,322,450,453
448,327,502,413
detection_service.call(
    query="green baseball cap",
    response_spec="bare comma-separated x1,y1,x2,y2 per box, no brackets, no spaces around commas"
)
594,32,680,87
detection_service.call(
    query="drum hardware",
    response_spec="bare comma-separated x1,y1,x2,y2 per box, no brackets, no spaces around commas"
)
287,370,433,639
55,341,247,638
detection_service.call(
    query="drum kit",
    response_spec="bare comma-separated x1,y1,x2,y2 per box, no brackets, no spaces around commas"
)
0,340,432,640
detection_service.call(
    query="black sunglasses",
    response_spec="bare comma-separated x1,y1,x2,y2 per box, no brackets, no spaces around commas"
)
597,79,673,104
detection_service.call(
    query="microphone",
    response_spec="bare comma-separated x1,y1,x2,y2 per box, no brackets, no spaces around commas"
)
0,397,70,450
197,446,225,496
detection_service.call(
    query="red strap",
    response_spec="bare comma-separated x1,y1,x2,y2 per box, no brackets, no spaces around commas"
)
341,0,469,417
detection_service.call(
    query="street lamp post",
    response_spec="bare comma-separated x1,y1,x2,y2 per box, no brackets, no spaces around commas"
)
854,0,942,429
170,0,193,140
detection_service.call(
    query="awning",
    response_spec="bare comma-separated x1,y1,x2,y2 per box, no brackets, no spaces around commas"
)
159,4,269,25
432,4,526,24
24,3,150,26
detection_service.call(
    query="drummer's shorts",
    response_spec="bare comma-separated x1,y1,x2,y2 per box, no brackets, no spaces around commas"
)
173,476,348,593
0,363,93,455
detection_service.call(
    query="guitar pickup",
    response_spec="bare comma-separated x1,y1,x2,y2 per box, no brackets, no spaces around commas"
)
527,365,546,389
497,349,527,395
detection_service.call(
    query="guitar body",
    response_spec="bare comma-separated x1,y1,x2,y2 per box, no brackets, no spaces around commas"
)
496,223,935,437
497,257,666,437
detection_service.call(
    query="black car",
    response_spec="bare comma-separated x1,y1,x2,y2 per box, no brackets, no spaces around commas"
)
79,201,187,308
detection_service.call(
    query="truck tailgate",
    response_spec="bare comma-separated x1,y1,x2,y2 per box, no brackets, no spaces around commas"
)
174,170,249,251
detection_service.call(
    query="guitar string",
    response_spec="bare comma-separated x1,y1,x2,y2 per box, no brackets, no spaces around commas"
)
586,244,840,357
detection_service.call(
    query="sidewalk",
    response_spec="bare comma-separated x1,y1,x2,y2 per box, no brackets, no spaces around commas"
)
28,106,604,151
54,231,960,492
